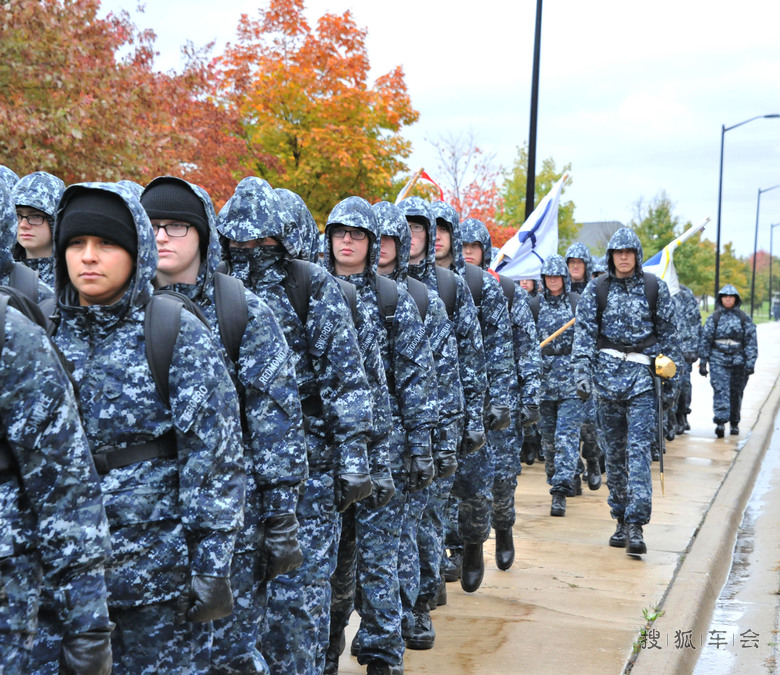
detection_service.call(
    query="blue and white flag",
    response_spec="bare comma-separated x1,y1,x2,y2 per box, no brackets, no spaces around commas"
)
643,218,710,296
490,175,566,279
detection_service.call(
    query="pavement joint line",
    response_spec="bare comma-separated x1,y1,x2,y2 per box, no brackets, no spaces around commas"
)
628,372,780,674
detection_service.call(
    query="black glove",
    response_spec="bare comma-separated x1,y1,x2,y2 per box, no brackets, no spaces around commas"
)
408,455,435,491
258,513,303,583
576,378,592,401
60,626,113,675
745,367,754,376
175,575,233,624
334,472,372,513
485,403,511,431
520,404,540,427
434,447,458,479
699,362,708,377
368,472,396,509
684,351,698,364
459,430,487,456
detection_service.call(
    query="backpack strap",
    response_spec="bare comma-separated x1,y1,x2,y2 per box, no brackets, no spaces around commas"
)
464,263,484,308
529,294,541,323
334,277,359,325
375,274,399,326
569,291,580,316
434,266,457,321
145,294,183,406
284,259,312,326
214,272,249,364
498,275,516,312
8,262,39,303
0,294,7,363
406,277,429,323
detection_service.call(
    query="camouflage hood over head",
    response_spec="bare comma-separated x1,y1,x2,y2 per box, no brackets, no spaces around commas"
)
565,241,593,281
276,187,320,264
13,170,65,225
373,200,411,281
431,200,466,275
0,181,17,274
591,255,607,276
0,166,19,192
540,253,571,299
216,177,301,260
717,283,742,309
325,196,380,279
460,217,493,269
606,227,644,279
54,182,157,309
397,196,438,288
142,175,222,291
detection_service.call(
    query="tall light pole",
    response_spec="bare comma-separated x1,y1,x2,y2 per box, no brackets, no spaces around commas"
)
750,183,780,317
770,222,780,321
715,114,780,299
525,0,543,220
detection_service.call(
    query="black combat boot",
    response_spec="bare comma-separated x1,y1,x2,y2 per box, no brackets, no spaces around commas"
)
406,597,435,650
460,542,484,593
609,520,627,548
730,425,739,435
367,661,404,675
441,548,462,582
494,527,515,570
433,574,447,608
586,460,602,490
350,633,359,657
715,423,725,438
550,492,566,517
520,438,535,465
626,524,647,555
324,627,344,675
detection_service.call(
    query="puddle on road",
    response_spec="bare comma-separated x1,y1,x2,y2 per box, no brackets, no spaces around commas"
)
693,420,780,675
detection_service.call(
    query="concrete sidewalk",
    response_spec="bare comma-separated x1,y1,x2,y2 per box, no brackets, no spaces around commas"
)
337,321,780,675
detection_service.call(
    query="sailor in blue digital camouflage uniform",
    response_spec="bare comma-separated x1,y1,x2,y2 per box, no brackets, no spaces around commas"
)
460,217,537,570
565,241,603,491
12,171,64,289
572,227,679,556
532,254,584,517
216,177,374,675
141,176,308,674
374,200,463,652
37,182,246,674
324,196,437,674
699,284,757,438
0,303,113,675
432,201,507,595
673,284,702,435
396,197,487,599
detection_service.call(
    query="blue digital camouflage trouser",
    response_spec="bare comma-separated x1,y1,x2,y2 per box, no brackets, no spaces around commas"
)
580,396,603,465
1,553,42,675
597,390,655,525
490,424,522,531
540,398,584,494
418,474,455,602
263,472,340,675
710,362,748,426
330,475,406,668
450,441,495,545
399,483,429,639
210,550,269,674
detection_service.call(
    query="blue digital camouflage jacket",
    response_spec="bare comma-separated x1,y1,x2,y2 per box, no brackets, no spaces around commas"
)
699,284,757,370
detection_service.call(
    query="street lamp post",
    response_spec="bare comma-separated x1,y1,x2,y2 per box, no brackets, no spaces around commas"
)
715,114,780,299
750,183,780,317
770,222,780,321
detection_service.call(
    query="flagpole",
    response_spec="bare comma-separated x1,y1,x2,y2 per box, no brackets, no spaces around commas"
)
395,168,424,203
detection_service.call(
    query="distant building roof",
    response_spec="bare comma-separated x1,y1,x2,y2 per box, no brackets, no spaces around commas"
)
575,221,624,253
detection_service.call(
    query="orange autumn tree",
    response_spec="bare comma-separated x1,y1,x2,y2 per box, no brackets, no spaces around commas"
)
216,0,419,224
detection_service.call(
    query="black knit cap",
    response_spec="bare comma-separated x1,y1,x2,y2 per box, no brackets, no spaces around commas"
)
57,189,137,259
141,177,209,246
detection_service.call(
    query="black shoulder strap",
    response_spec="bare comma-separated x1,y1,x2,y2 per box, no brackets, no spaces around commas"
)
529,294,541,323
214,272,249,364
375,274,399,326
595,274,611,331
464,263,484,308
643,272,658,317
284,259,312,326
145,294,184,407
498,275,515,312
569,291,580,315
0,295,7,362
0,286,48,332
406,277,429,323
334,277,359,325
434,266,457,320
8,262,39,303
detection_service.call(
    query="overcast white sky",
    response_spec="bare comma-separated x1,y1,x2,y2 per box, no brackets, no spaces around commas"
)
101,0,780,257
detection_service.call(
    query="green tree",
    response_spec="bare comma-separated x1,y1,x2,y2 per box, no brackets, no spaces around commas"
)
674,233,716,299
629,192,678,258
498,144,576,251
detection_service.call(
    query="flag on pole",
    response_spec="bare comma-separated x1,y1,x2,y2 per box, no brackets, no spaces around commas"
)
419,171,444,201
490,174,566,279
643,218,710,296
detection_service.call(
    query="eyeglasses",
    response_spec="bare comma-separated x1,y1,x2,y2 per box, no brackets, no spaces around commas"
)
16,213,49,226
153,223,194,238
409,223,426,234
330,226,367,241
